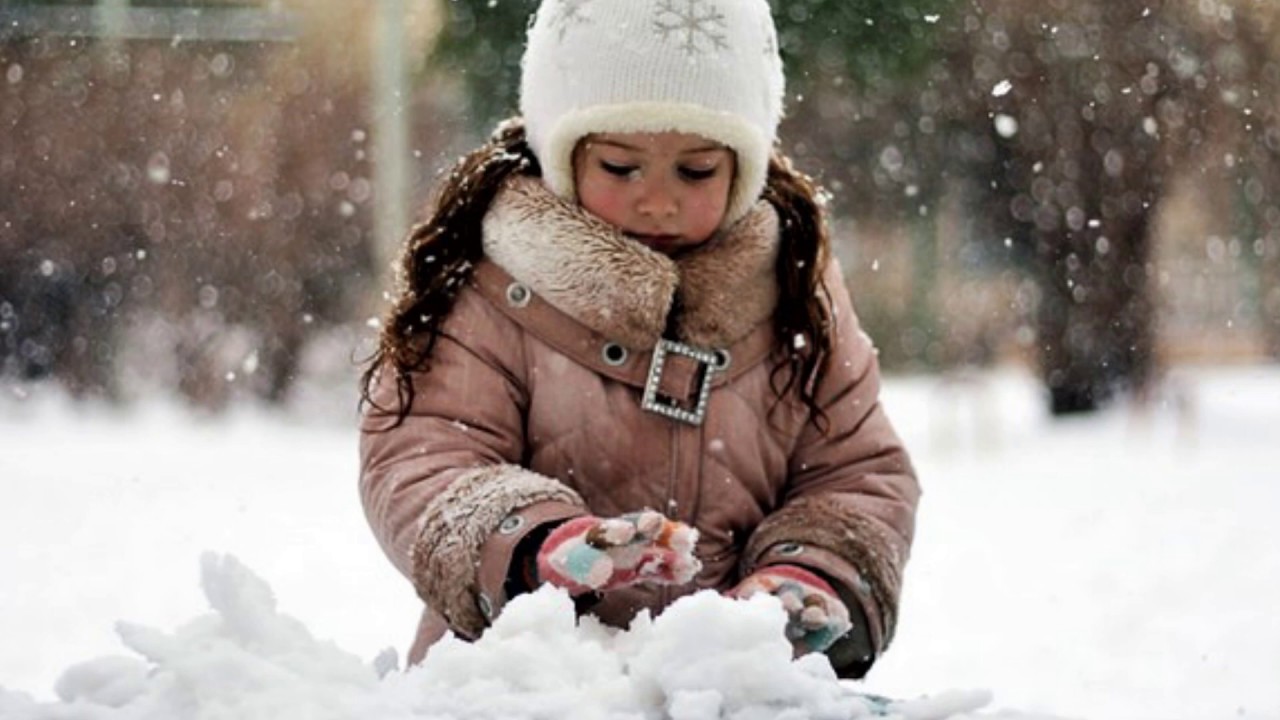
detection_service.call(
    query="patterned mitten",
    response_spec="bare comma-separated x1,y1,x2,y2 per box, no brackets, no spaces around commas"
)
729,564,853,654
536,510,701,594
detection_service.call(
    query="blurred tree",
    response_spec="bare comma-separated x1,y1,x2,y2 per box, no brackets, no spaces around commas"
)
0,0,448,407
941,0,1280,411
946,0,1180,413
1219,2,1280,361
426,0,532,127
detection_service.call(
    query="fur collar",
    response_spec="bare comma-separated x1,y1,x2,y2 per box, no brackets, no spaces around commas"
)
482,176,779,350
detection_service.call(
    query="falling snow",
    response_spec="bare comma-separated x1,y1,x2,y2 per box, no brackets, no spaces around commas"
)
994,114,1019,138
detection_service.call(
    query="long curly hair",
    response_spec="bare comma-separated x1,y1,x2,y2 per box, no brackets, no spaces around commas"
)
360,118,835,431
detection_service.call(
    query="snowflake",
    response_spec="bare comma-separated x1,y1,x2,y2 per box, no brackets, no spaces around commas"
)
653,0,728,56
548,0,593,41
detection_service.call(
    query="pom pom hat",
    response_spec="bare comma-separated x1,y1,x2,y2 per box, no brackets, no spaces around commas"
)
520,0,786,227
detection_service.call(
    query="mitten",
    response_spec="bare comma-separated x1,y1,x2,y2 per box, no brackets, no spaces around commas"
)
536,510,701,594
729,564,853,654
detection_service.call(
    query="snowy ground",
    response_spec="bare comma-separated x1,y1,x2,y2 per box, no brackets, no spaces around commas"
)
0,364,1277,719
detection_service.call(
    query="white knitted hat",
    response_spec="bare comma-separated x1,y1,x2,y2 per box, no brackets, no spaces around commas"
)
520,0,785,226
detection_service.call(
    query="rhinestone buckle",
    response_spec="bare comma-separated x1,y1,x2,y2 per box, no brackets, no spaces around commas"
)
641,339,720,426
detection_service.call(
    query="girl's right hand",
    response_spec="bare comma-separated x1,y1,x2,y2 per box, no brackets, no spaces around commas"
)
535,511,701,594
727,564,854,655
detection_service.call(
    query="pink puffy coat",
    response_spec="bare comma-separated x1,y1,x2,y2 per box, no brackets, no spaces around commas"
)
360,177,919,674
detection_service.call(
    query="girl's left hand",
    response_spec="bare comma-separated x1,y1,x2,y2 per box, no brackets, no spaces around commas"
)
728,564,853,655
536,510,700,594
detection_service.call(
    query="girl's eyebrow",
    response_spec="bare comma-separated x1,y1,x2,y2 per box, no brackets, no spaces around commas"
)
594,139,726,154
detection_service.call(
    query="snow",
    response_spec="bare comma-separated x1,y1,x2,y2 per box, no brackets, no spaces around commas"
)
993,114,1019,138
1,365,1278,719
0,554,990,720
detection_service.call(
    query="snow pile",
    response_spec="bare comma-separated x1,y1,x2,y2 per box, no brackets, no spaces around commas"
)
12,366,1275,718
0,554,991,720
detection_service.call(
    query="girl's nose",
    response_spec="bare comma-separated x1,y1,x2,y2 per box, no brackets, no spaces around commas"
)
636,177,678,218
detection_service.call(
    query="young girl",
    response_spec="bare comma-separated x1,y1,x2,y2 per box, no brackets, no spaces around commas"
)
360,0,919,679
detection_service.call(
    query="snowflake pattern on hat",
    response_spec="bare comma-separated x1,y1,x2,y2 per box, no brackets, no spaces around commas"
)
654,0,728,56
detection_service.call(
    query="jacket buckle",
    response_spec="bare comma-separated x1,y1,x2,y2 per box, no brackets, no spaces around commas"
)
641,339,720,426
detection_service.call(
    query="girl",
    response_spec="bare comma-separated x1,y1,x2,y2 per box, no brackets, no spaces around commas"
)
360,0,919,679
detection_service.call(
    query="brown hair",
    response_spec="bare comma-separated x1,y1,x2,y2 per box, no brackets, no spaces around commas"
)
360,118,834,430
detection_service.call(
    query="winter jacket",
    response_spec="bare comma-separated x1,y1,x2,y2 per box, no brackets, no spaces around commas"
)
360,176,919,675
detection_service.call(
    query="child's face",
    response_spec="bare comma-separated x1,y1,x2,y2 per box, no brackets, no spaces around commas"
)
573,132,736,255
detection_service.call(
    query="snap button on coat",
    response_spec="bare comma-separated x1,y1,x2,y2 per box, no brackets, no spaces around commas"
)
776,542,804,556
506,282,532,307
602,343,629,366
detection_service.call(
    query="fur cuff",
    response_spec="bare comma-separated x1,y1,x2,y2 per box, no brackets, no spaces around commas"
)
742,496,908,650
411,464,585,638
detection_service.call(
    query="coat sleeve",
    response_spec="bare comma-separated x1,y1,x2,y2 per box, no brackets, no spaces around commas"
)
741,259,921,670
360,284,586,640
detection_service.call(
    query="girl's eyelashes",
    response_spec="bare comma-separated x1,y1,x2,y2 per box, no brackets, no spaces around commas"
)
678,165,719,181
599,159,720,182
600,160,638,177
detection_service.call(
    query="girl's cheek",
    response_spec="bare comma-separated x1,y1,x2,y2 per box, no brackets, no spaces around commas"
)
579,179,631,227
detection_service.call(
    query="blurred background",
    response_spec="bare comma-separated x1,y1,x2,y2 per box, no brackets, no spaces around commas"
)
1,0,1277,413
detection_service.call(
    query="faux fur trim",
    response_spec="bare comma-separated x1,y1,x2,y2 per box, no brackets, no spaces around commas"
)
483,176,779,350
483,177,679,350
676,206,779,348
411,464,585,638
742,496,908,650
